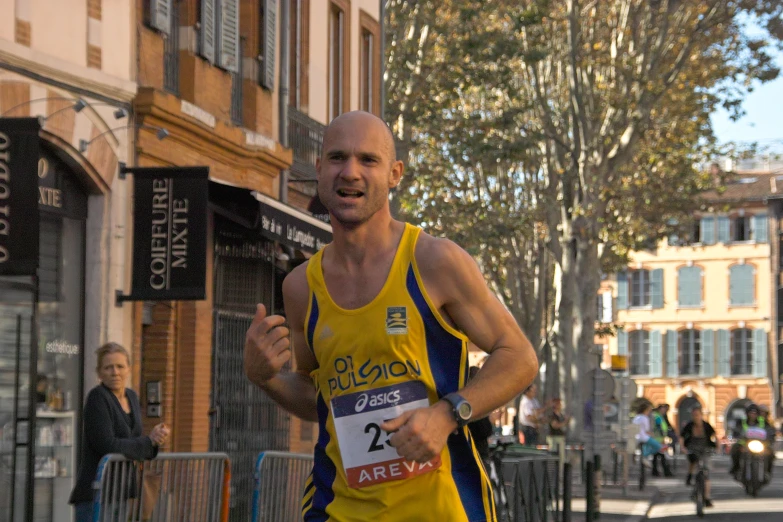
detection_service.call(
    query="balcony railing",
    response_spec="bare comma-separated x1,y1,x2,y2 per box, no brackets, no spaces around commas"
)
288,106,325,182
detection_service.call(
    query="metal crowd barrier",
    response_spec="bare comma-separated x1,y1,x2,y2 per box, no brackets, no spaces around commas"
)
501,453,562,522
92,452,231,522
252,451,314,522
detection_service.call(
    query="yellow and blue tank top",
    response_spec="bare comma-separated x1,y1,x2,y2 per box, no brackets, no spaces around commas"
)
301,223,495,522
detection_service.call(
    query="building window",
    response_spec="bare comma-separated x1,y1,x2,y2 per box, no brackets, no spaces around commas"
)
359,10,380,115
733,216,751,241
360,29,373,112
289,0,309,109
630,270,650,307
630,330,650,375
677,265,702,307
731,328,753,375
679,329,701,375
329,0,350,121
596,292,612,323
729,264,755,306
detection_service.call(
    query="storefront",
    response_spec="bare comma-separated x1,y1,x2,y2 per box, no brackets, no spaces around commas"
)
0,145,89,522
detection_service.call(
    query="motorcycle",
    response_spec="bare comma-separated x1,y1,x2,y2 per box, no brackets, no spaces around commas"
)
734,426,770,497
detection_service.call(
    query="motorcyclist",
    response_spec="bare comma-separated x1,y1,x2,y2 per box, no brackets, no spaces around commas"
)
730,404,772,478
758,404,776,477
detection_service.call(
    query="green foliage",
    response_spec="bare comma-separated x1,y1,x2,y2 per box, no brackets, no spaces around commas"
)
384,0,782,356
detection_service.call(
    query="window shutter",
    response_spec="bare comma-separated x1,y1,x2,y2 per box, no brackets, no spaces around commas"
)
700,329,714,377
200,0,217,63
701,216,715,245
753,214,768,243
666,330,678,378
753,329,767,378
617,271,628,310
729,265,754,305
617,330,628,356
650,330,662,377
150,0,172,35
219,0,240,72
717,216,730,244
717,329,730,376
602,292,613,323
651,268,664,309
261,0,277,89
678,266,701,307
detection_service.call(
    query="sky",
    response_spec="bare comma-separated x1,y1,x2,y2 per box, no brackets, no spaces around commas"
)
710,54,783,153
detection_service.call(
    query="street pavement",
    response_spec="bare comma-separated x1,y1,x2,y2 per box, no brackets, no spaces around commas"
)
567,452,783,521
644,453,783,521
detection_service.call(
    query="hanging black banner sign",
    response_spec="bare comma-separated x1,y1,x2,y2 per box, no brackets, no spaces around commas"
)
0,118,41,276
119,166,209,302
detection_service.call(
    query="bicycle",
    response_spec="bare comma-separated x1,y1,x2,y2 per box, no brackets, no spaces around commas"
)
487,434,516,522
689,450,712,518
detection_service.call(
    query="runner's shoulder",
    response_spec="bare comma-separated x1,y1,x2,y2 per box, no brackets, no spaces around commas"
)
414,231,472,275
282,261,311,317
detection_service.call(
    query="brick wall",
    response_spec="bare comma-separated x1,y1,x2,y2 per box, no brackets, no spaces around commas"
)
139,302,178,447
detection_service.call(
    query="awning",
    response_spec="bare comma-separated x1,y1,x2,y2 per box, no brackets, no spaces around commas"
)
208,179,332,256
254,191,332,254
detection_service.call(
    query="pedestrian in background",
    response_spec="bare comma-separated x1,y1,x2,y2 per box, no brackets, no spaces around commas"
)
69,343,169,522
652,404,674,477
519,383,543,446
547,397,570,474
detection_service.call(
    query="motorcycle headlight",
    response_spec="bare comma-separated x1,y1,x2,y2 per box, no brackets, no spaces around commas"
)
748,440,765,454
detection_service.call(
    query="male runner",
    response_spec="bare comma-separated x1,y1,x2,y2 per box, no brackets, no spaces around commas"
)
244,111,537,521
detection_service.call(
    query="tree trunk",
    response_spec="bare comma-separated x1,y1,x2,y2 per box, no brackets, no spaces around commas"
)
550,233,577,431
572,235,602,443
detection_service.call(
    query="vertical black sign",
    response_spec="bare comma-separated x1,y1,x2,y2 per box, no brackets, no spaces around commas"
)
126,166,209,300
0,118,40,276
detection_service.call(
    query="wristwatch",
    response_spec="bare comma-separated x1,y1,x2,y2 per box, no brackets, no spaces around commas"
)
443,393,473,429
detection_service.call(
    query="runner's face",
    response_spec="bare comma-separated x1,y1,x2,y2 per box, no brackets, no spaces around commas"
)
316,116,400,227
691,409,702,423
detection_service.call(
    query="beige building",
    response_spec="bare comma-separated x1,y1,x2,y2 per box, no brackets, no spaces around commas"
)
0,0,136,520
599,171,781,439
285,0,383,211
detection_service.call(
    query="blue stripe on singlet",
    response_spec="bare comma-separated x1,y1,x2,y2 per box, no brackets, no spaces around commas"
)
406,264,487,521
306,293,319,353
304,393,336,522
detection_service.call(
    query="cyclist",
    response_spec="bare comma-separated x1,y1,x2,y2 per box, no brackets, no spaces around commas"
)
680,405,716,508
633,400,667,464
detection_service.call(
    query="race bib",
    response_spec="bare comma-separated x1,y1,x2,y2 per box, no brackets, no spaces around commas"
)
746,427,767,440
331,381,442,488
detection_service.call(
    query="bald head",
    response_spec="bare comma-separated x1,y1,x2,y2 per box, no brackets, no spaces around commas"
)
323,111,397,165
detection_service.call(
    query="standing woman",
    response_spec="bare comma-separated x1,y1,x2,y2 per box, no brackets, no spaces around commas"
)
69,343,170,521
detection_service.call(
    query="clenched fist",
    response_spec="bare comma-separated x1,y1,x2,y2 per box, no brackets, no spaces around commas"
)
381,401,457,463
244,304,291,386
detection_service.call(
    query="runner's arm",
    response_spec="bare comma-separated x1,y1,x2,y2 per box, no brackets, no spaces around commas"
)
417,237,538,420
254,265,319,422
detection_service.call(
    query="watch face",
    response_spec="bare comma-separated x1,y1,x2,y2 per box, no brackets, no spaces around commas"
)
457,402,472,420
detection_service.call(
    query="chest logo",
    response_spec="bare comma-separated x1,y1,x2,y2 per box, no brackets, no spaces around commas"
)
386,306,407,335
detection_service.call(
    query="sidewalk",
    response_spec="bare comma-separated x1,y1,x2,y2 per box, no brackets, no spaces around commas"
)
566,466,661,522
569,484,660,522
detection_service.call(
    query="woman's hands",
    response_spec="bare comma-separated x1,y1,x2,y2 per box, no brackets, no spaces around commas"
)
149,423,170,447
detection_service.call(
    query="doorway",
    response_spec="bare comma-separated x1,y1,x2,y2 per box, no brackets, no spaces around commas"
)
677,395,703,434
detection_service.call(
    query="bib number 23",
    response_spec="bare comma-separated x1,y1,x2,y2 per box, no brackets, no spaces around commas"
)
331,381,442,488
